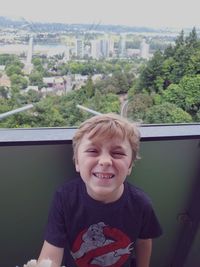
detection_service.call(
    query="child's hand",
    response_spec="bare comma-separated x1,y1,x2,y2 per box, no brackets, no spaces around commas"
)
23,259,66,267
23,259,52,267
23,259,37,267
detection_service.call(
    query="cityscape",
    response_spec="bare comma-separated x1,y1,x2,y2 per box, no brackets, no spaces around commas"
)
0,16,177,61
0,16,180,97
0,15,200,127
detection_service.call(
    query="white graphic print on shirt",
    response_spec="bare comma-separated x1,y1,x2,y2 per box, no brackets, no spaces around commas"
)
71,222,134,267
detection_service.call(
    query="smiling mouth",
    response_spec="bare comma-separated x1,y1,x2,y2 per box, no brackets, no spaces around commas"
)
93,172,115,179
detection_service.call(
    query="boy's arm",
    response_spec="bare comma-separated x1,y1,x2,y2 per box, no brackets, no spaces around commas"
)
38,241,64,267
135,238,152,267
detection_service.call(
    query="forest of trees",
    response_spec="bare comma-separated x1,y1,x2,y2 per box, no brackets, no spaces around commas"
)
127,27,200,123
0,56,140,127
1,28,200,128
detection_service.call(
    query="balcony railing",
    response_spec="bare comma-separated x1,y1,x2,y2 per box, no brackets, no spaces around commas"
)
0,124,200,267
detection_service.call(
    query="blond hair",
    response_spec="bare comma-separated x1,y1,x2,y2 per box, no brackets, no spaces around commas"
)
72,113,140,162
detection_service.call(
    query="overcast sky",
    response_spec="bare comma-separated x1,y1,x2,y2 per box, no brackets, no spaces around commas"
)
0,0,199,29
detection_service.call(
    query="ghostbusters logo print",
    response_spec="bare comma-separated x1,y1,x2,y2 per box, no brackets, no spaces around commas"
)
71,222,134,267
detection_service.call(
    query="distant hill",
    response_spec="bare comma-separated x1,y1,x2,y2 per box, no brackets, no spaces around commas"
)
0,16,25,28
0,15,158,33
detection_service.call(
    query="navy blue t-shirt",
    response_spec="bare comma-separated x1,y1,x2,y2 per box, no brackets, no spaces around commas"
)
45,178,162,267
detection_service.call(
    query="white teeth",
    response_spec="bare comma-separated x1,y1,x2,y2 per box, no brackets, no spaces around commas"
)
94,173,114,179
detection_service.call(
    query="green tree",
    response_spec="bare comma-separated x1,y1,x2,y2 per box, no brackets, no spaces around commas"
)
113,71,129,94
0,86,9,98
6,64,23,77
83,76,95,98
138,50,164,92
49,91,89,126
34,97,65,127
127,93,154,122
88,91,120,114
163,75,200,115
161,57,176,88
196,109,200,121
137,28,200,94
10,74,28,90
163,84,185,109
179,75,200,113
0,54,18,65
144,103,192,123
0,98,13,114
29,71,44,88
27,90,42,103
185,27,199,49
186,50,200,75
175,30,185,48
164,44,175,58
32,57,45,74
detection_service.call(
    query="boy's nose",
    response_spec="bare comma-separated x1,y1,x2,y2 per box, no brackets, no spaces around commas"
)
98,154,112,166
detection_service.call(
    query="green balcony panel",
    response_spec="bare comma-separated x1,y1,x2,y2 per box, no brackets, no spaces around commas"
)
0,125,200,267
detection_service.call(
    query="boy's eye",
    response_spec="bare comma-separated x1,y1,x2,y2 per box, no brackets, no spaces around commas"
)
112,151,126,157
85,149,98,153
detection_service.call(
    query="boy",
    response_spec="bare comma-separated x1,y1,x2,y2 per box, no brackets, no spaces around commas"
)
38,113,162,267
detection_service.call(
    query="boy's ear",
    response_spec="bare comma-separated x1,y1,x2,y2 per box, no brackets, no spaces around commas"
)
127,163,133,176
75,160,80,172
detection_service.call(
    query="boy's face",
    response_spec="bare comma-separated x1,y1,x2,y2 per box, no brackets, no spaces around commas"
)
75,133,133,203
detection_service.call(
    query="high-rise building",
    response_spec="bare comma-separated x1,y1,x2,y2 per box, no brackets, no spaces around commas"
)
108,39,115,57
140,39,150,59
100,39,109,58
75,39,84,59
24,35,34,74
63,46,70,62
119,35,126,58
90,40,101,59
26,36,33,64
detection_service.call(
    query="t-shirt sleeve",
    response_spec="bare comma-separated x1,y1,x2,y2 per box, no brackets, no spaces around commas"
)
139,200,163,239
44,190,67,247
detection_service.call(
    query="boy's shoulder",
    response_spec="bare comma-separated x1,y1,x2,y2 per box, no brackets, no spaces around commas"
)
125,181,153,206
50,177,83,210
56,177,83,199
57,176,82,190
